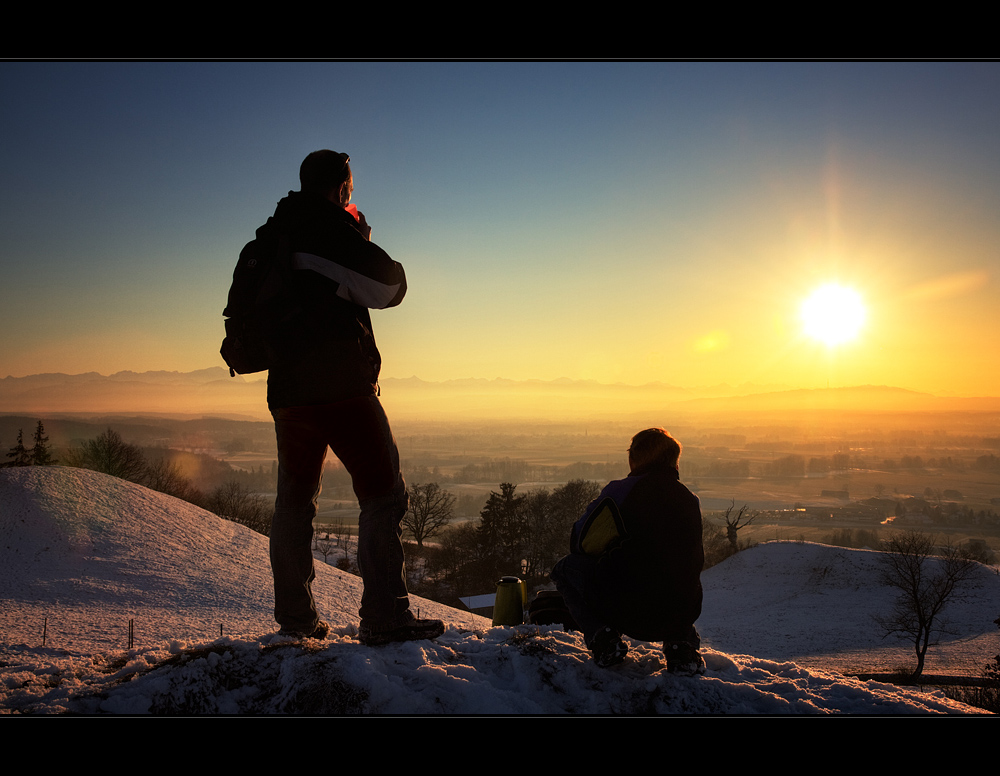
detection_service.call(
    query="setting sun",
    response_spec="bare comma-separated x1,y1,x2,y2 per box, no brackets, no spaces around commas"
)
800,284,866,346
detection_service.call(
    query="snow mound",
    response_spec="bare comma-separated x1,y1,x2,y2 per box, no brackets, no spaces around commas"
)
0,467,991,714
0,466,484,653
700,541,1000,674
3,628,980,715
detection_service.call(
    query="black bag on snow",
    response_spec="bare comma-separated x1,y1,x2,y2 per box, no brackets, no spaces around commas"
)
220,226,297,376
528,589,578,631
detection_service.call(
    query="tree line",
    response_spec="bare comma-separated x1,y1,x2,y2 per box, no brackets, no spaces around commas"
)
403,480,600,604
403,485,766,608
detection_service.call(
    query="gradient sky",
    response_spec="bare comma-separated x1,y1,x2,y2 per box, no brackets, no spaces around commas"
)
2,62,998,395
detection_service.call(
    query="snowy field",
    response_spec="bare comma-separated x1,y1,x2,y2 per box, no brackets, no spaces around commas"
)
1,467,997,715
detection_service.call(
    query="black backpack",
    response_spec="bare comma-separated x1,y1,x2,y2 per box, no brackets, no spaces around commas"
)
527,589,578,631
220,224,298,377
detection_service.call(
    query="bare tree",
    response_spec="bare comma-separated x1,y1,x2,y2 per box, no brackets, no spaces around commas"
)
329,517,355,569
702,521,733,569
724,501,757,551
209,480,271,537
523,479,599,578
143,457,201,503
313,532,337,564
403,482,456,548
874,530,980,678
433,521,488,594
69,428,148,482
521,489,552,579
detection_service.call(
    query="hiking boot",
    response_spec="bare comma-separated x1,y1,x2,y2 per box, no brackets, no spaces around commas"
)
589,626,628,668
278,620,330,640
665,640,705,676
358,614,445,646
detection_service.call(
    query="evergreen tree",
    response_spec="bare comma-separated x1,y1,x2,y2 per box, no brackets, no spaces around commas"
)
6,429,32,467
477,483,527,579
30,420,55,465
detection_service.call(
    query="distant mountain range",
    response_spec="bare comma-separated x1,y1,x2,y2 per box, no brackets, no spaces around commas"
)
0,368,267,419
2,368,999,421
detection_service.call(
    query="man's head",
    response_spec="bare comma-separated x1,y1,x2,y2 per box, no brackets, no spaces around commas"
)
299,150,352,207
628,428,681,473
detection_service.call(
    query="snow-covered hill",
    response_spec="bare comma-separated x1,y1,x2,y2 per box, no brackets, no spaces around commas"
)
1,467,994,714
700,542,999,675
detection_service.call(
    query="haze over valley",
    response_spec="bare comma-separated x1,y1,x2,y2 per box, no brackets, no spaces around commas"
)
5,368,1000,538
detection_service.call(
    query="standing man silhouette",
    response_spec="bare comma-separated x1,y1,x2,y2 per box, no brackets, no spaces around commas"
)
262,150,443,645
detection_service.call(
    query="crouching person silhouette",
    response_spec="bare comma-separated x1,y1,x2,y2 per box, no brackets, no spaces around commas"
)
551,428,705,674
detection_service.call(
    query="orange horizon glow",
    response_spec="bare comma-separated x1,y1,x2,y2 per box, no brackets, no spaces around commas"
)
3,64,999,401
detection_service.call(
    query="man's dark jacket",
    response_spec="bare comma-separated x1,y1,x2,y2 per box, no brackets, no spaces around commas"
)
570,461,704,641
259,191,406,410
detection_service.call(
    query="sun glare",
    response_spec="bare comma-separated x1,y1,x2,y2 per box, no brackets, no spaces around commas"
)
800,284,866,346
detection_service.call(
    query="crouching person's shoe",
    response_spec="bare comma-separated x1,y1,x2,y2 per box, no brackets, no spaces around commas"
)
359,612,445,646
665,640,705,675
278,620,330,640
589,626,628,668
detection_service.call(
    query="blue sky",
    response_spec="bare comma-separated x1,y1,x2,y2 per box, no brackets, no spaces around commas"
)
3,62,998,395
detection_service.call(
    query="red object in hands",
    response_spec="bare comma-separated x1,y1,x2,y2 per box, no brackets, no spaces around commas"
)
345,203,360,222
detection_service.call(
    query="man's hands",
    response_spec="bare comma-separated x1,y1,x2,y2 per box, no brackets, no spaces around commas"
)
356,210,372,241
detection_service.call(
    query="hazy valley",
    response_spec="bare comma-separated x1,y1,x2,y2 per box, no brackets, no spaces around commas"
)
4,368,1000,558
